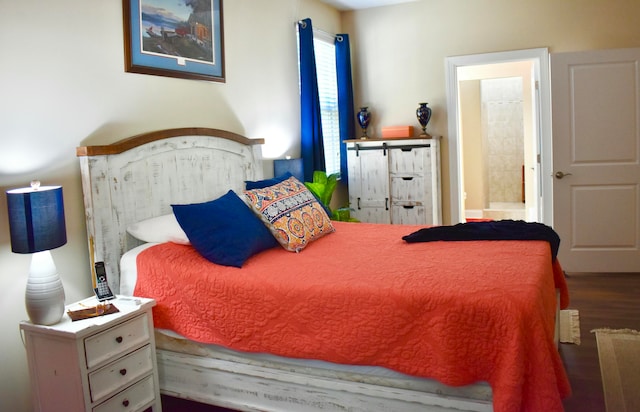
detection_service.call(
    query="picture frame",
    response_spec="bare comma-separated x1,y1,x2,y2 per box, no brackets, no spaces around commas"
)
123,0,224,82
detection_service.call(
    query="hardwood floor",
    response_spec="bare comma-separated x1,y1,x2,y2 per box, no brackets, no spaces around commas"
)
160,273,640,412
561,272,640,412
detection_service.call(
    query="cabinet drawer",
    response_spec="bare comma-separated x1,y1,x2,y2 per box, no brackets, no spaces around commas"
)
392,204,429,225
391,176,426,202
389,147,429,174
85,314,150,369
93,374,156,412
89,345,154,403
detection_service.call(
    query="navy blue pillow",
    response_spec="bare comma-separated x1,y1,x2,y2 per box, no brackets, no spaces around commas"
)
245,172,292,190
172,190,278,268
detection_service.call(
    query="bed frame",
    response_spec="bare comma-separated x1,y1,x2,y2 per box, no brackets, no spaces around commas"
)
77,128,494,411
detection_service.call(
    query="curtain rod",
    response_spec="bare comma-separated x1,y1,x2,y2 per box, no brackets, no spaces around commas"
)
296,20,344,42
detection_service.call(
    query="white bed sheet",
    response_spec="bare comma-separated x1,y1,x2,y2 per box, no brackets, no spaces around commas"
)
119,244,492,398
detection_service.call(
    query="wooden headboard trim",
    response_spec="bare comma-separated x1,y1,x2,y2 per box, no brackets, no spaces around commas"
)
76,127,265,156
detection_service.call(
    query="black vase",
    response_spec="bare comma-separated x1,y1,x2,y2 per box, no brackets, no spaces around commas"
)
357,107,371,139
416,102,432,137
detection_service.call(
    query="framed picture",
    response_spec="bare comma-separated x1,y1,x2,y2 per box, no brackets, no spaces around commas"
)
123,0,224,82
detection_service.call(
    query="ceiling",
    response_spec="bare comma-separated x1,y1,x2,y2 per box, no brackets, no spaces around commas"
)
320,0,417,11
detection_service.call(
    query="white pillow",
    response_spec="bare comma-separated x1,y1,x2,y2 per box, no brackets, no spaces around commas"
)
127,214,190,244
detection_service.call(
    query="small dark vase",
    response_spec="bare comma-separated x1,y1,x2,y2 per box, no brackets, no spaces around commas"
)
357,107,371,139
416,102,432,137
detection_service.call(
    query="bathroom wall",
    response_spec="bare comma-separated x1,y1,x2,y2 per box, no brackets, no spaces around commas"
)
481,77,525,207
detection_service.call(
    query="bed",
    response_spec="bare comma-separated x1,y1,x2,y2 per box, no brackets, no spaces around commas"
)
77,127,571,412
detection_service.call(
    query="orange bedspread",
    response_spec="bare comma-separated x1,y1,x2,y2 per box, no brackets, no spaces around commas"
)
135,221,570,412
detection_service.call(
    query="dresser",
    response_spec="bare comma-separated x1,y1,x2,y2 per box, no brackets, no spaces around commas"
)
346,138,441,225
20,296,161,412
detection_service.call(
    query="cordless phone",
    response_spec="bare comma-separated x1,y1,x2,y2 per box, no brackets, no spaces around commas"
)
94,261,115,301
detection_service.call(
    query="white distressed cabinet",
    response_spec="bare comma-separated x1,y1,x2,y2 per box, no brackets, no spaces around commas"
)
20,296,161,412
347,138,441,225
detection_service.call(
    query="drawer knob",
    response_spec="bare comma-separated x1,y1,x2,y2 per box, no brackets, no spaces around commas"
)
122,399,130,407
119,368,127,376
115,336,123,343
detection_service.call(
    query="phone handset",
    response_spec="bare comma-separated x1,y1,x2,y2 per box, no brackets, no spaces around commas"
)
94,261,115,301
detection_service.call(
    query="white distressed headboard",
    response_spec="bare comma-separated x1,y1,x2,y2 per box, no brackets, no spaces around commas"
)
77,128,265,293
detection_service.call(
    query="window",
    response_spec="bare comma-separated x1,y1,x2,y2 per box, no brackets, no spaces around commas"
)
298,29,341,177
313,34,340,176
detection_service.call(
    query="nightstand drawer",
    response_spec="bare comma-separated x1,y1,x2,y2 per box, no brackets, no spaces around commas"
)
85,313,150,369
93,374,156,412
89,345,154,403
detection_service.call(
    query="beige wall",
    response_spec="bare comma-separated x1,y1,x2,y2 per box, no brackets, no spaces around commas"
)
2,0,640,409
343,0,640,223
0,1,339,410
459,80,483,211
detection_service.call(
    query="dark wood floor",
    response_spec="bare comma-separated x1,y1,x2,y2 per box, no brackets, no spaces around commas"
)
560,272,640,412
160,273,640,412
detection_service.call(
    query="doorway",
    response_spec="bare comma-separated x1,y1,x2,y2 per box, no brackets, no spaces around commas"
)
445,48,552,225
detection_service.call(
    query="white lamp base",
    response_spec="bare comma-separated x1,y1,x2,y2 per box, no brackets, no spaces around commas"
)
26,251,66,325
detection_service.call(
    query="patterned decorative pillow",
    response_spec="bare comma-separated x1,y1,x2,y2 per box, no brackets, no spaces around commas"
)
244,176,335,252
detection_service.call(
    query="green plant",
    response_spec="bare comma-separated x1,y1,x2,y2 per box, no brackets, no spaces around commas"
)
305,170,338,210
332,206,359,222
305,171,359,222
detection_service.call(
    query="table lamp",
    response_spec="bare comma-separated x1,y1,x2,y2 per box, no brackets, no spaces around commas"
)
6,181,67,325
274,158,304,182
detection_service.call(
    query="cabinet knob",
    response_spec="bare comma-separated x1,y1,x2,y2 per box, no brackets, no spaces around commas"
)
122,399,130,407
119,368,127,376
115,336,123,343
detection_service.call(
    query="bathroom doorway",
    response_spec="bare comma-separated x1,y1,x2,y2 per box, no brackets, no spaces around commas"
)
445,48,552,224
460,73,530,221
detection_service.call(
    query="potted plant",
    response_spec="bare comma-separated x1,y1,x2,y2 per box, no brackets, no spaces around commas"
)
305,171,358,222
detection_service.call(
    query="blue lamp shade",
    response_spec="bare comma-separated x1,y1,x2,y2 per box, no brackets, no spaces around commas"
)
7,185,67,254
274,158,304,182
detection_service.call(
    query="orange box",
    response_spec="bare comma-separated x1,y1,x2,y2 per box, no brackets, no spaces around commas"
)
381,125,414,138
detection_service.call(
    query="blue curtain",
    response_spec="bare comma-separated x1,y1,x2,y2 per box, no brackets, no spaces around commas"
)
335,34,355,181
298,18,325,182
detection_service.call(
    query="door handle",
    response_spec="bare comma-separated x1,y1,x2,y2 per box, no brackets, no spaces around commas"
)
554,171,572,179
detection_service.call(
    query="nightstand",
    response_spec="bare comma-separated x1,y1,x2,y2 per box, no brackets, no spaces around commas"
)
20,296,162,412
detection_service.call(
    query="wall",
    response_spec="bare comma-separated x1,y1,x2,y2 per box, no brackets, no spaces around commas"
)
3,0,640,409
459,80,483,211
0,1,339,410
342,0,640,224
482,77,525,205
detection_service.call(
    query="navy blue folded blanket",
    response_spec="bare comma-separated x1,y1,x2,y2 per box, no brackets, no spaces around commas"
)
402,220,560,261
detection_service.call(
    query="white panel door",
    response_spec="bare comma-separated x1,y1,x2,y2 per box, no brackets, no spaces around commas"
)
551,48,640,272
